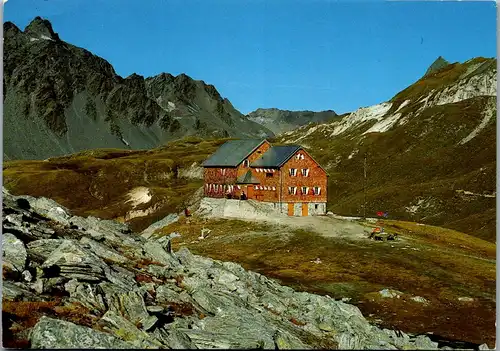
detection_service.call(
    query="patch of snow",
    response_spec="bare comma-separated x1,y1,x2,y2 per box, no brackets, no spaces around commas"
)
30,37,40,42
397,114,411,126
125,187,152,208
347,148,359,160
459,98,496,145
40,35,54,41
329,102,392,137
419,68,496,110
121,138,130,146
363,113,402,134
458,297,474,302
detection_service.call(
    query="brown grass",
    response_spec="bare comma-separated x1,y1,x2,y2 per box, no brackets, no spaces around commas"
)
2,299,100,348
3,138,224,232
158,216,496,346
289,317,306,326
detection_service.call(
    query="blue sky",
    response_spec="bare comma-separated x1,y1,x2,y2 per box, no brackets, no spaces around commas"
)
4,0,497,114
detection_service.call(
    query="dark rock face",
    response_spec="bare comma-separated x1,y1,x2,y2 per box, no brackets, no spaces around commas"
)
2,188,442,349
3,17,273,160
247,108,339,135
424,56,451,77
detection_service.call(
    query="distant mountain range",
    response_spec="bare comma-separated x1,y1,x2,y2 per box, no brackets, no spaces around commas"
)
3,17,273,160
246,108,339,134
278,56,497,241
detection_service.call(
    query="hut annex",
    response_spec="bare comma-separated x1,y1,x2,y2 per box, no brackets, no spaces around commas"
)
202,139,327,216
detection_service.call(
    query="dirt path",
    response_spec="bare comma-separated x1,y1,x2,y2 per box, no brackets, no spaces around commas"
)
196,198,371,240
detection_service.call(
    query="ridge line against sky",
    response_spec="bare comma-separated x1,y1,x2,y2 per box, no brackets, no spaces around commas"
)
4,0,496,115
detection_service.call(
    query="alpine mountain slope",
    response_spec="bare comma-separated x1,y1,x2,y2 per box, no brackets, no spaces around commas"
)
3,17,272,160
246,108,339,135
277,56,497,241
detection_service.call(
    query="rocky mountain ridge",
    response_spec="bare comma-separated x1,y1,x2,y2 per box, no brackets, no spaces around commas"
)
4,17,272,160
246,108,339,135
2,188,445,349
278,56,497,241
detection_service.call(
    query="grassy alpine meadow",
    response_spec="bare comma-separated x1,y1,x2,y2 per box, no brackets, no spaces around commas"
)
2,137,225,231
153,215,496,346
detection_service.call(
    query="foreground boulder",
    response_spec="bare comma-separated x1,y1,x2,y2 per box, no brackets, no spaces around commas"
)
2,188,442,349
30,317,133,349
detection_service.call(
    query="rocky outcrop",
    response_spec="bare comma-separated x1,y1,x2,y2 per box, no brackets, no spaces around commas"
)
2,188,442,349
247,108,339,135
4,17,272,160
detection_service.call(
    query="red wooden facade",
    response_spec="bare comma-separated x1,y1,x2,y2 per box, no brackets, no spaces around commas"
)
203,140,327,215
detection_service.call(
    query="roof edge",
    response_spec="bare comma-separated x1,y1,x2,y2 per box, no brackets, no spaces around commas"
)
202,139,268,167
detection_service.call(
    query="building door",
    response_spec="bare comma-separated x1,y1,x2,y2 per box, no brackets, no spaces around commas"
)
287,203,294,216
301,203,308,216
247,185,254,199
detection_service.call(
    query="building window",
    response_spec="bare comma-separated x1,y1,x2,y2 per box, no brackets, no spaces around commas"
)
243,160,249,167
296,153,305,160
288,186,297,195
289,168,297,176
301,186,308,195
266,172,273,178
301,168,310,177
315,204,319,210
313,186,321,195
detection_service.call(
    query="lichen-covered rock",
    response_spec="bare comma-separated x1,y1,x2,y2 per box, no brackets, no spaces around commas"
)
2,233,27,272
30,316,134,349
99,310,163,348
141,214,179,239
26,239,65,263
3,190,444,350
80,237,128,264
41,240,107,281
178,328,266,349
65,279,107,313
156,285,184,304
153,327,199,349
3,281,37,301
273,329,311,350
106,291,150,326
142,240,181,268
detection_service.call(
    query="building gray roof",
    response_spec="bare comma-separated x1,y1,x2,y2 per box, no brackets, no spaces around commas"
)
236,170,261,184
250,145,301,168
202,139,266,167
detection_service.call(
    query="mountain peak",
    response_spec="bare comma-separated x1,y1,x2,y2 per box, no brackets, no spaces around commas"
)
24,16,60,41
424,56,450,77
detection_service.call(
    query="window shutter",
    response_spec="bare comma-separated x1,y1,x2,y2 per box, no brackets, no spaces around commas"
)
318,187,321,195
306,169,310,177
272,186,276,191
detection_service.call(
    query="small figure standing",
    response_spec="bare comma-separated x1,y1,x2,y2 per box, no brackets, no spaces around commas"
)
241,191,247,200
184,207,191,217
